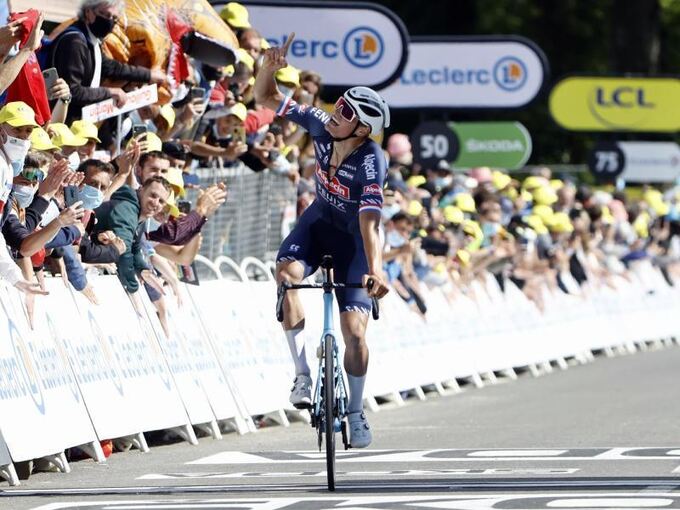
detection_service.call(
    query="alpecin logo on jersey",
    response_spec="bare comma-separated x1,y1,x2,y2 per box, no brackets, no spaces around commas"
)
316,166,350,199
363,153,377,180
363,183,382,196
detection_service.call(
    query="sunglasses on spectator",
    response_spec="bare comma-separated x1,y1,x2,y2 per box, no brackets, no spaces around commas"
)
21,168,45,182
334,97,357,123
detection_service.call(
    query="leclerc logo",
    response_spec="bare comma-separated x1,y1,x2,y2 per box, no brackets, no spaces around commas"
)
343,27,383,68
493,56,527,91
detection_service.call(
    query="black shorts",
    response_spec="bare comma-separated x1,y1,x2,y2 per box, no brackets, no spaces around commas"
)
277,205,371,314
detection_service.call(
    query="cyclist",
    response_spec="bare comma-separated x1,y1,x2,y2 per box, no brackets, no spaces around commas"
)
254,33,390,448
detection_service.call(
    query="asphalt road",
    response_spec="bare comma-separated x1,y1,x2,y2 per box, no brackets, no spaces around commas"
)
2,344,680,510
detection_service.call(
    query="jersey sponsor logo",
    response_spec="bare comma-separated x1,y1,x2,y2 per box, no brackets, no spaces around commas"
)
312,107,330,124
318,187,347,212
363,183,382,196
337,169,354,180
316,167,350,199
363,153,377,180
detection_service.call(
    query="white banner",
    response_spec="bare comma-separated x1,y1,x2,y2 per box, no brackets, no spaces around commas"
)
0,284,98,462
619,142,680,183
236,1,408,90
381,37,547,108
81,85,158,123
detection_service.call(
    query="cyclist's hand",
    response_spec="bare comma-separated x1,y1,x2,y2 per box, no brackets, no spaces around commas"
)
261,32,294,72
363,273,389,299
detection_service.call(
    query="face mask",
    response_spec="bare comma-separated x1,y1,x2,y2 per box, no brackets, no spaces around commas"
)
3,135,30,176
146,217,162,233
13,184,35,209
482,222,500,238
78,184,104,210
434,176,452,189
386,230,406,248
89,14,116,39
67,152,81,172
381,203,401,221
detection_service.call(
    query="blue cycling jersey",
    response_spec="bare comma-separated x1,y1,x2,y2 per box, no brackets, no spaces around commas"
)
276,96,386,234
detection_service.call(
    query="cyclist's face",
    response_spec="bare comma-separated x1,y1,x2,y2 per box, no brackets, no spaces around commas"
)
326,99,360,138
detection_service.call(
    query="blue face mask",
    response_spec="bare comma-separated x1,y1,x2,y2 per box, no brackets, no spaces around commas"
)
146,217,162,233
13,184,35,208
78,184,104,210
386,229,406,248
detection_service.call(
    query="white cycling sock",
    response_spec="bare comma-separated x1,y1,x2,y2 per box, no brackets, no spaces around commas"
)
347,374,366,413
285,328,310,377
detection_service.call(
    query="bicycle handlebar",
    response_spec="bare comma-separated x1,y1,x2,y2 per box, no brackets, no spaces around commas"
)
275,280,380,322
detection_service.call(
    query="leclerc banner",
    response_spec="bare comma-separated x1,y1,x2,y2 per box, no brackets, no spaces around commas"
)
230,0,408,90
588,141,680,183
549,77,680,132
381,36,548,108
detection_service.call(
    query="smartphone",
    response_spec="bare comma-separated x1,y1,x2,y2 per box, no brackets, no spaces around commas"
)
42,68,59,99
190,87,206,100
64,185,79,207
131,124,147,138
177,200,191,214
232,126,246,144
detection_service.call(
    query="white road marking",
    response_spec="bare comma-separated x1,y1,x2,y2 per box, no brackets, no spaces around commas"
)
26,493,680,510
137,467,579,480
187,448,680,465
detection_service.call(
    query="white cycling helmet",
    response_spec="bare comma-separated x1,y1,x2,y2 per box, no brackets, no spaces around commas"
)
342,86,390,136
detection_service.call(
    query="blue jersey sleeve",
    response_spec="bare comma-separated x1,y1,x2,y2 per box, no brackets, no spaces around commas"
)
276,96,329,137
357,145,386,215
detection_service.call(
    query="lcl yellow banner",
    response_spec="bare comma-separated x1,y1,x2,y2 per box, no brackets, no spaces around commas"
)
549,77,680,132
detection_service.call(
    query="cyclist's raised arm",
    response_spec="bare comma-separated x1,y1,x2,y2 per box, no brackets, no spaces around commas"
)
254,33,295,112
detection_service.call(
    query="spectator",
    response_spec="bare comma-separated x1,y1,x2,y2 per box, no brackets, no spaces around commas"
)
48,0,169,122
71,120,101,160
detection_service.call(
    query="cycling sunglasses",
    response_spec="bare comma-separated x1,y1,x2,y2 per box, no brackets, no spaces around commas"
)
334,97,357,123
21,168,45,182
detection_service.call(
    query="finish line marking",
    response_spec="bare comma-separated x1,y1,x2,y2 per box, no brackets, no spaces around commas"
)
187,448,680,465
137,467,580,480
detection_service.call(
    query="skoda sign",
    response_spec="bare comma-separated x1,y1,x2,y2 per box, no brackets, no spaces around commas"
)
381,36,548,108
549,77,680,132
230,1,408,90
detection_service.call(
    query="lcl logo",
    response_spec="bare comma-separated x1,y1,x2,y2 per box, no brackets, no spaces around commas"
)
594,87,655,108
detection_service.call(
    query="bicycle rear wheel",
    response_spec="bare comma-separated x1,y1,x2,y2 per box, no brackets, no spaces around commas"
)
324,334,336,491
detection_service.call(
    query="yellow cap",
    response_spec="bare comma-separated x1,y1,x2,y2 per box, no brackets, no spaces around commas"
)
443,205,464,224
275,65,301,87
49,123,87,147
158,104,176,130
407,200,423,217
525,214,549,235
165,190,181,218
522,175,547,192
532,186,558,206
549,179,564,190
406,175,426,188
454,192,476,213
462,220,483,251
0,101,38,128
532,204,554,224
219,2,250,28
455,249,471,267
547,212,573,233
70,120,101,143
30,127,59,151
633,211,650,239
260,38,270,50
235,48,255,71
128,131,163,153
491,170,511,191
165,166,185,197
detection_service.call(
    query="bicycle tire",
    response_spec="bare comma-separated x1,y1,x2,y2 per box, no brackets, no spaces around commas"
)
324,334,336,491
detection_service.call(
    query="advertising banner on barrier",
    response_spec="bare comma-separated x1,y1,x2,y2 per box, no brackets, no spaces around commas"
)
65,277,190,440
588,141,680,182
233,0,408,90
81,84,158,123
0,285,98,461
411,121,532,169
380,37,547,108
549,77,680,132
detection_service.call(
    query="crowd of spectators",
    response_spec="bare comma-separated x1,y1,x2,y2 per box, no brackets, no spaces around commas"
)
0,0,678,331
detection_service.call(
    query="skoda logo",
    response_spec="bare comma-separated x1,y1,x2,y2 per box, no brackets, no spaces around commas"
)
493,56,527,91
343,26,383,68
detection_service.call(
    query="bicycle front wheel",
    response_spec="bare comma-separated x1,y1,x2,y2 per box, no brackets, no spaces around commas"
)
324,334,336,491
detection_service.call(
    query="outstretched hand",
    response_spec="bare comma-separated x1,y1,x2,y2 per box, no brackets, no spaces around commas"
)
261,32,295,72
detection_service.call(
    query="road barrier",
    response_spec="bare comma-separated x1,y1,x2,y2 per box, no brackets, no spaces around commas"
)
0,259,678,485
